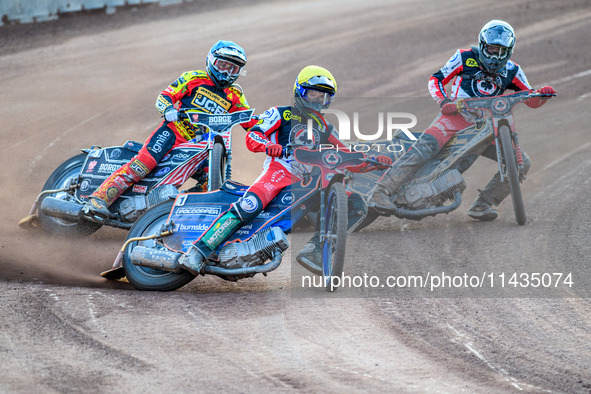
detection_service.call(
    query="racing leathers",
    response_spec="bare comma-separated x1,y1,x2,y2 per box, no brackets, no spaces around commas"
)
371,46,550,220
179,105,387,275
84,70,256,218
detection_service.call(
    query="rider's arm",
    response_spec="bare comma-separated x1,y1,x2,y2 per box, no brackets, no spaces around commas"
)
428,49,464,104
245,107,281,153
228,85,258,131
155,71,195,115
327,124,348,149
327,125,391,173
507,64,550,109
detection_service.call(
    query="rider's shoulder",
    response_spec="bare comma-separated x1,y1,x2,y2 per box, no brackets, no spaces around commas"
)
276,105,291,114
180,70,209,81
259,106,283,120
505,59,521,71
445,48,469,68
460,47,479,61
277,106,301,123
444,47,480,70
227,83,245,95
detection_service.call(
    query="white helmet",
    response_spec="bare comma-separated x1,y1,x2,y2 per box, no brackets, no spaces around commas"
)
478,20,515,74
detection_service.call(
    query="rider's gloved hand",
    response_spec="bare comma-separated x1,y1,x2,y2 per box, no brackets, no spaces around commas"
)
527,86,556,108
375,155,392,166
537,86,556,96
164,108,179,122
265,143,283,157
440,99,458,115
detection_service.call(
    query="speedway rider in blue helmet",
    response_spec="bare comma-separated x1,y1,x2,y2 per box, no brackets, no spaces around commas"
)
83,40,256,219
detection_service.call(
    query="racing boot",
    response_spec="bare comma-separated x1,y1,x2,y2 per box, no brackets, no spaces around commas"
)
467,192,498,221
82,158,150,220
370,184,397,212
369,134,439,212
296,233,322,275
468,151,531,221
82,197,111,219
177,245,206,275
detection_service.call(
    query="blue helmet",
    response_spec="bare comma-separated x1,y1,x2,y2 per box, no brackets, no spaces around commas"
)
206,40,247,89
478,20,516,74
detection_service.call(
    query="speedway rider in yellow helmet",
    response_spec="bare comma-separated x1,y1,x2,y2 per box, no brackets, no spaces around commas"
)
177,65,392,275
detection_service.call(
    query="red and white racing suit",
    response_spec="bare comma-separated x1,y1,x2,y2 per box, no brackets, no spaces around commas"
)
372,47,550,210
193,105,382,255
244,105,349,207
426,46,542,147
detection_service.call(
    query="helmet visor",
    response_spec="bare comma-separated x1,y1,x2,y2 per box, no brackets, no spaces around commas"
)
303,89,333,106
482,44,510,60
211,57,242,77
305,75,336,94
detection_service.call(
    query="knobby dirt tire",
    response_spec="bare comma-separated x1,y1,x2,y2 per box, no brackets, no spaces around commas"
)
208,142,226,191
499,125,526,225
322,182,348,291
37,153,102,237
122,199,195,291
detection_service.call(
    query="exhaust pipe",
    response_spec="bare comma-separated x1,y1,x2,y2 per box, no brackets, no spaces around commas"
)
204,249,283,276
130,245,284,276
129,246,183,272
395,191,463,220
39,197,84,222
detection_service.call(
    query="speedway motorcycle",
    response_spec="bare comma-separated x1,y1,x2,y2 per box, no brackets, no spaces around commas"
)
347,89,555,229
102,147,384,292
19,109,253,236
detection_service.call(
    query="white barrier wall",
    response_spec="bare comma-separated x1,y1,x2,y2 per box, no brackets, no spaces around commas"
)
0,0,184,26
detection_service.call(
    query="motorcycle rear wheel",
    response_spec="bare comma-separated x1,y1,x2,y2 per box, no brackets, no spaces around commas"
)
208,142,226,191
123,199,195,291
499,125,526,225
38,153,102,236
322,182,348,291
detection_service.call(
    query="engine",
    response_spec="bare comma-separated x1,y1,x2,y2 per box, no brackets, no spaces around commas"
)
217,227,289,270
118,184,179,222
401,169,466,209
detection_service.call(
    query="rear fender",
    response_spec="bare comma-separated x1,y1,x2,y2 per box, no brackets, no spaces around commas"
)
75,142,208,204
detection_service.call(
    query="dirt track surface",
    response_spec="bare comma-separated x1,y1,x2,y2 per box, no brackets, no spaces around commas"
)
1,0,591,392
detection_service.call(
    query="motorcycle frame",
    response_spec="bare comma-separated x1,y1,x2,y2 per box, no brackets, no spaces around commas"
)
157,148,367,255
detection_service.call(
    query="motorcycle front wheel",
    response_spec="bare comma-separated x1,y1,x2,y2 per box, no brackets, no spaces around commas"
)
122,199,195,291
499,124,526,225
322,182,348,291
207,142,226,191
38,153,102,237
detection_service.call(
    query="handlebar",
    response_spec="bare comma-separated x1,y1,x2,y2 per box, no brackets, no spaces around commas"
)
175,108,255,133
456,89,555,119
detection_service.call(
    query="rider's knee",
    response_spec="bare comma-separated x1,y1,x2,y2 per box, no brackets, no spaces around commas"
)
414,133,440,159
126,156,155,183
231,192,263,223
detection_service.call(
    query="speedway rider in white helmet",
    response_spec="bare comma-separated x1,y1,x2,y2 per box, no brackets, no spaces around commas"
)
370,20,556,221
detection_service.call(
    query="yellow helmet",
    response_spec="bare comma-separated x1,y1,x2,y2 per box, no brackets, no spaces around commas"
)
294,65,337,114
